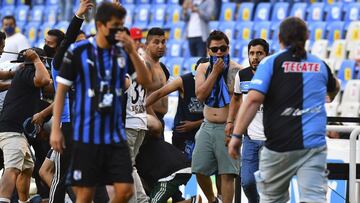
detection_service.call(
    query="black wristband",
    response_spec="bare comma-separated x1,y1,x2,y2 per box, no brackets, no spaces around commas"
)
231,134,242,139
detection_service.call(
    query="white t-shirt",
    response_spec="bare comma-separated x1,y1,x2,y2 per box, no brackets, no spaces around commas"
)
0,33,31,63
234,70,265,141
125,72,147,130
187,0,203,38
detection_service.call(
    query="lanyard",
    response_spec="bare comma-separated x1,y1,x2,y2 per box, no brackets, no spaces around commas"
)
89,37,116,81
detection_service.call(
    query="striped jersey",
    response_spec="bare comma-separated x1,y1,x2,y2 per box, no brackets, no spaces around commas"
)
249,49,337,152
57,37,131,145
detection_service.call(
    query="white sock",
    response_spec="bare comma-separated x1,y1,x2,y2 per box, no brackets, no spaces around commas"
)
0,198,10,203
18,200,27,203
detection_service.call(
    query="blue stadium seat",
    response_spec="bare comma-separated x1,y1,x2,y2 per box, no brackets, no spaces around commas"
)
343,2,360,22
218,21,236,40
235,40,250,61
166,57,184,77
44,5,59,25
15,22,25,33
183,57,200,74
35,39,45,49
133,4,151,29
54,21,69,33
30,5,45,23
337,60,356,90
308,21,326,44
219,2,236,22
16,0,27,5
2,0,15,6
235,21,253,41
169,21,185,40
160,56,167,65
327,21,345,46
24,22,40,47
253,21,271,40
270,21,280,50
46,0,59,5
83,22,96,36
38,22,54,39
123,4,135,28
153,0,166,4
324,2,343,22
149,4,166,28
122,0,135,4
14,5,29,24
166,39,183,57
1,6,15,18
270,42,280,54
32,0,45,5
164,4,182,29
271,2,289,22
167,0,178,5
136,0,151,4
306,2,324,22
236,2,254,22
254,3,271,21
182,42,190,58
209,21,219,32
289,2,307,20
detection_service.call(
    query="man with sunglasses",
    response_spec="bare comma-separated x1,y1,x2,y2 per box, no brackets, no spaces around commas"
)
50,2,151,202
192,30,242,203
225,38,269,203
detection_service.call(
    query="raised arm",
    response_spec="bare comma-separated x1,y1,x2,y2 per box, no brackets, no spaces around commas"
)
23,49,51,87
146,76,183,107
53,0,93,70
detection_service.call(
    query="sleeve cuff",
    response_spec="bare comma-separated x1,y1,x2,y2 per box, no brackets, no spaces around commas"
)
75,14,85,20
56,76,73,86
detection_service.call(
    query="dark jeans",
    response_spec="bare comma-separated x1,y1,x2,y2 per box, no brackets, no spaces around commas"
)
241,136,264,203
188,37,206,57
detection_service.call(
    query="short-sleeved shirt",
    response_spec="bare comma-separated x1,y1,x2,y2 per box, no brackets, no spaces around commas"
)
0,67,40,133
234,67,265,141
57,37,130,145
249,49,337,152
51,61,71,123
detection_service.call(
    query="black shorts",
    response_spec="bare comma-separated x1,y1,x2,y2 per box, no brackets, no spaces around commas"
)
66,141,133,187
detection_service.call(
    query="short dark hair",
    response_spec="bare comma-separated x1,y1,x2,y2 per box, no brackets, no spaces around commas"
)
95,2,127,25
248,38,269,55
47,29,65,47
206,30,229,48
279,17,307,59
0,31,6,41
2,16,16,26
146,27,165,41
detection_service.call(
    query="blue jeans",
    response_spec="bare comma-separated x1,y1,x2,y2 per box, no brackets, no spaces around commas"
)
241,136,264,203
188,37,206,57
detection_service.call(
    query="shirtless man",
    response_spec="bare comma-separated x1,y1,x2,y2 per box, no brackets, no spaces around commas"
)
143,27,169,128
192,30,241,203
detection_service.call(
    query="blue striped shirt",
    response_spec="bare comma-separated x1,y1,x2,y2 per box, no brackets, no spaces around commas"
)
57,37,130,145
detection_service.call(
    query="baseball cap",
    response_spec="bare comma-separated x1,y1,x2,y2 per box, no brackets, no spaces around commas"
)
130,27,142,40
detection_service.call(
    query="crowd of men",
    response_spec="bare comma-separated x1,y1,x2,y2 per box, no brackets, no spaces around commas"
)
0,0,340,203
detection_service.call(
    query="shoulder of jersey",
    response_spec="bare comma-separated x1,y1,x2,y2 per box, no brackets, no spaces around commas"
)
258,49,287,66
68,39,91,53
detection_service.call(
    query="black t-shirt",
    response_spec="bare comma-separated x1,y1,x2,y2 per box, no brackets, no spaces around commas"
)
0,67,40,133
173,73,204,140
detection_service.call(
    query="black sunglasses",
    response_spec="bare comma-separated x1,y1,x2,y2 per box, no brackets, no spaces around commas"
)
209,45,228,53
